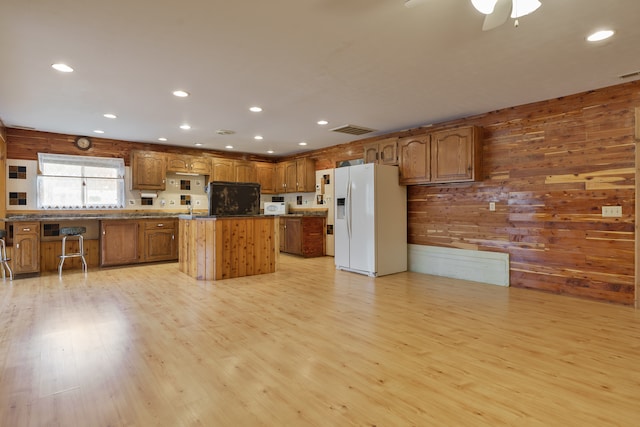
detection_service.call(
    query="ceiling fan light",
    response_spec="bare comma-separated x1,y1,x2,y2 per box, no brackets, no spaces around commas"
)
511,0,541,18
471,0,499,14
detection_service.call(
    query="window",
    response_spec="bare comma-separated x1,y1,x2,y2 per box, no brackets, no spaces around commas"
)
37,153,125,209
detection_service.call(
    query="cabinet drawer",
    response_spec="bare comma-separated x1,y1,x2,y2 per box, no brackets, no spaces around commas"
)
144,220,176,230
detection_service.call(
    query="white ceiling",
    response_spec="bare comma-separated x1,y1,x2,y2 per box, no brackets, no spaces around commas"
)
1,0,639,156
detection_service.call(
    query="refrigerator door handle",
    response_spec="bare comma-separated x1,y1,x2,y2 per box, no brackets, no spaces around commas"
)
346,179,352,239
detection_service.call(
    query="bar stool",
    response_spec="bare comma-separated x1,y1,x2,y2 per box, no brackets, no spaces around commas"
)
0,230,13,280
58,227,88,277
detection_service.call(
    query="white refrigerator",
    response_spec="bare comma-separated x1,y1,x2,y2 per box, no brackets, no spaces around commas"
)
334,163,407,277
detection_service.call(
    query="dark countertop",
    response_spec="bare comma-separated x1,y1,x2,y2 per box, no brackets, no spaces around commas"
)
4,212,196,221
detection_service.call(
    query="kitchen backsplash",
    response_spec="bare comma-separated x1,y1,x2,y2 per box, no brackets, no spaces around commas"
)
7,159,317,212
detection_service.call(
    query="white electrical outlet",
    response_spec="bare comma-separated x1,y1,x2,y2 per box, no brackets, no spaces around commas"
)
128,199,135,205
602,206,622,217
489,202,496,212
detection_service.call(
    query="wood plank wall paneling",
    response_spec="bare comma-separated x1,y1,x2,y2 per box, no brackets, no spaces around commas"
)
408,82,638,305
5,128,277,165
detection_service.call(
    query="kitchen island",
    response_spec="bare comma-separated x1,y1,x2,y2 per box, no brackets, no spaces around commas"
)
178,215,277,281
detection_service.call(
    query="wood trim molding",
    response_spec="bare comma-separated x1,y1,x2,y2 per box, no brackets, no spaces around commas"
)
634,107,640,309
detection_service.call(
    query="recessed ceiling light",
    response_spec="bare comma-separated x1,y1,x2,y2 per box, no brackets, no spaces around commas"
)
317,120,328,125
51,63,74,73
225,145,234,149
158,137,167,141
93,130,104,134
173,90,190,97
587,30,615,42
194,143,203,147
254,135,263,140
267,150,274,154
298,141,308,146
103,113,117,119
249,106,262,112
180,124,191,130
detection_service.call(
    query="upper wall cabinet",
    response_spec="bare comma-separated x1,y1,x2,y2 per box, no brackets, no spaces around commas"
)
363,137,398,166
255,162,276,194
234,160,257,183
276,159,316,193
398,126,482,185
131,150,166,190
431,126,482,183
398,134,431,185
166,154,211,175
211,158,235,182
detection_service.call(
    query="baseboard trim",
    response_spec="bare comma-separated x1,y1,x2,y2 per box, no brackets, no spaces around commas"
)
408,244,510,287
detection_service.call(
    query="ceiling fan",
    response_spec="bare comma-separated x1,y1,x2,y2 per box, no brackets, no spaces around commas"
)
404,0,542,31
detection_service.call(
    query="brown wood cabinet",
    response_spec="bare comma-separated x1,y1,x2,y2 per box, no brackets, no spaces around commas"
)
431,126,482,183
11,222,40,274
364,137,398,166
166,154,211,175
131,151,166,190
277,158,316,193
255,162,276,193
398,134,431,185
398,126,482,185
279,216,325,257
143,219,177,262
234,160,257,183
211,158,234,181
100,220,140,266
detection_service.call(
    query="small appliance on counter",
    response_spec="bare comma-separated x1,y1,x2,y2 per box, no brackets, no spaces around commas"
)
263,202,287,215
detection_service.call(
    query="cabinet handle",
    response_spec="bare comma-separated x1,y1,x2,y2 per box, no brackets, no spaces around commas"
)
22,228,30,232
16,243,19,249
157,223,164,227
103,230,106,235
172,234,175,240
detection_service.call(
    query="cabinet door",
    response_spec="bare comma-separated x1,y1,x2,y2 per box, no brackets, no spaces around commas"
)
284,161,297,193
166,155,190,173
234,160,257,183
145,229,177,262
190,157,211,175
255,162,276,194
131,151,166,190
275,163,286,193
398,134,431,185
211,158,234,182
284,218,302,255
431,126,480,182
363,142,379,164
101,221,139,266
295,158,316,192
378,138,398,166
12,222,40,274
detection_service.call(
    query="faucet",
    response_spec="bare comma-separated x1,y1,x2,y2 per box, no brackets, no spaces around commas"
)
187,203,193,215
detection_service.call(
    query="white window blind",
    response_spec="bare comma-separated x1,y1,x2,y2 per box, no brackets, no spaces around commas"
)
37,153,125,209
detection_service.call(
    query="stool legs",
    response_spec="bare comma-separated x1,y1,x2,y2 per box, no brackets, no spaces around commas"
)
0,238,12,280
58,234,88,277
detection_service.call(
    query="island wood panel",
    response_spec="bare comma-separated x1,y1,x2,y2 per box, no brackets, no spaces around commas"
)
404,81,639,305
179,217,276,281
40,240,100,272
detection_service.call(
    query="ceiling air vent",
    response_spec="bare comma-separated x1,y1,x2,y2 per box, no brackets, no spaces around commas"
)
330,124,377,136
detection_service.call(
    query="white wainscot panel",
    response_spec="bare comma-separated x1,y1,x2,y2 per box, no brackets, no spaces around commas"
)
408,244,509,287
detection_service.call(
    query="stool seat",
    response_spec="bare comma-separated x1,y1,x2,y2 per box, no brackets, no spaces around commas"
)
58,227,88,276
0,229,12,280
60,226,87,236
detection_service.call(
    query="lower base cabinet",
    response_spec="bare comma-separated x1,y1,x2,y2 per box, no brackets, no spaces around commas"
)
279,216,325,258
101,219,178,267
101,221,140,266
11,222,40,275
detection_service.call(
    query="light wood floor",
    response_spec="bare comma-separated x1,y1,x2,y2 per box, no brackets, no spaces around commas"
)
1,255,639,426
